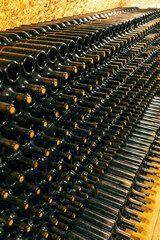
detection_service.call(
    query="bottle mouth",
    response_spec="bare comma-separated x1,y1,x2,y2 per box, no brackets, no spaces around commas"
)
84,35,90,49
68,40,76,57
23,56,36,76
49,23,59,30
95,14,100,19
125,22,130,31
76,37,83,53
75,18,84,24
105,27,110,37
101,29,106,41
59,43,67,60
48,46,58,65
120,23,125,32
10,33,21,42
6,61,21,83
69,20,79,25
91,33,96,46
41,25,51,32
36,51,48,70
56,22,66,29
33,26,46,34
0,35,9,45
110,26,115,36
63,21,71,27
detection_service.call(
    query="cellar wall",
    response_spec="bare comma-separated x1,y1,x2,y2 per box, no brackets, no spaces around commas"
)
123,0,160,8
0,0,124,31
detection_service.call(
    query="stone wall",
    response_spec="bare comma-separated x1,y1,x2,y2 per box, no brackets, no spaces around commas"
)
0,0,124,31
124,0,160,8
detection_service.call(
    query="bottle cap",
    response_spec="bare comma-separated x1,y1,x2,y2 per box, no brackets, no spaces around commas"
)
29,130,35,138
43,121,48,127
9,106,16,114
26,96,32,104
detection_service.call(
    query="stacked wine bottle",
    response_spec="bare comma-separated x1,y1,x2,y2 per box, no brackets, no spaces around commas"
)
0,7,160,240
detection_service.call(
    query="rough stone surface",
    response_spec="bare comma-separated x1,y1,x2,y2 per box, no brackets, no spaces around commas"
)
124,0,160,8
0,0,124,30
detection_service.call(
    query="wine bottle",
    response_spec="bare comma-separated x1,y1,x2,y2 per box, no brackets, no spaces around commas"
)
13,79,46,95
1,47,47,71
22,140,50,157
3,121,35,140
26,39,68,61
0,163,24,183
0,59,21,84
14,42,58,65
